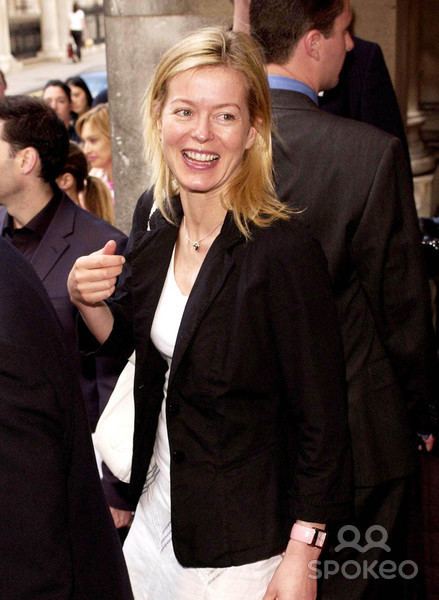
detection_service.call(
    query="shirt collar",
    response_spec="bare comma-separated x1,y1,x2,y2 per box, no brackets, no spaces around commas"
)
268,75,319,105
2,191,61,238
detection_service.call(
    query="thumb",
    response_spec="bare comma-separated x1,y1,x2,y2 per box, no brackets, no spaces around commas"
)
94,240,117,256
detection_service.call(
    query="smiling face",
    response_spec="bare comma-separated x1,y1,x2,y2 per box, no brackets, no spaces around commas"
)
158,65,257,201
69,84,89,115
81,122,112,174
43,86,72,126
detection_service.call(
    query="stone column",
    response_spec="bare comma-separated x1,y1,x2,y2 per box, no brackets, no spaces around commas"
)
57,0,70,59
39,0,64,59
104,0,232,233
351,0,438,216
405,0,437,216
0,0,20,72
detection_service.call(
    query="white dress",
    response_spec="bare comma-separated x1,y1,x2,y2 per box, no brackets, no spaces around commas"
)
123,248,282,600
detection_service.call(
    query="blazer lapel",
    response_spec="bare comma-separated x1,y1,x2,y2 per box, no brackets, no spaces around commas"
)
30,195,73,282
168,213,243,386
130,212,179,344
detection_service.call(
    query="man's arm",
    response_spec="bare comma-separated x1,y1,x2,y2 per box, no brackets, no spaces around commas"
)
352,137,438,436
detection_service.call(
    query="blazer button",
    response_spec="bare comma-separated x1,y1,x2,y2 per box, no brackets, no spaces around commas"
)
172,450,186,464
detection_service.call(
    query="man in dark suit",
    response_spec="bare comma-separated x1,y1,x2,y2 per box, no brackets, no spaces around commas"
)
319,35,410,164
250,0,438,598
0,95,133,529
0,237,133,599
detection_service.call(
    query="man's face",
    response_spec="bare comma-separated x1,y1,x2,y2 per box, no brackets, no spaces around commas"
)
42,86,72,127
0,122,21,207
318,0,354,91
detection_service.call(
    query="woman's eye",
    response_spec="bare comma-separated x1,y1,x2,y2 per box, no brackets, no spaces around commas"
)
218,113,236,122
175,109,192,117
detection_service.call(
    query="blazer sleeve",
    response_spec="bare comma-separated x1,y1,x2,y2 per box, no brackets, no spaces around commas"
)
352,137,438,434
267,227,353,523
78,188,155,360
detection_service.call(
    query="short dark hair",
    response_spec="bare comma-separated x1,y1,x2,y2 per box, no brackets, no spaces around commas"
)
65,76,93,110
43,79,72,102
250,0,345,64
0,95,69,183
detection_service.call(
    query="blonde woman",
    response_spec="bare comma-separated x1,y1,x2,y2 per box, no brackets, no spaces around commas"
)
68,28,351,600
76,104,114,196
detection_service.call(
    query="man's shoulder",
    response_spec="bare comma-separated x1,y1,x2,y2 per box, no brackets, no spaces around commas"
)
58,194,127,241
272,90,398,153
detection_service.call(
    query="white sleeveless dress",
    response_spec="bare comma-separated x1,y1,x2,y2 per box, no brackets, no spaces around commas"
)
123,248,282,600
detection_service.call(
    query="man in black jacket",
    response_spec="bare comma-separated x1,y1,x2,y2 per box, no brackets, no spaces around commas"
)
250,0,437,598
0,238,133,599
0,95,133,530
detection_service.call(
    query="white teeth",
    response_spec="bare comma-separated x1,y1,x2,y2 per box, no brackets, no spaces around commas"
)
184,151,219,162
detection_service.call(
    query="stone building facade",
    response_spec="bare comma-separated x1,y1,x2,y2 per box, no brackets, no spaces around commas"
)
0,1,437,229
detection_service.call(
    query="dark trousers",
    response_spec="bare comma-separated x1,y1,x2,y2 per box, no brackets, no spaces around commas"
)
318,476,424,600
70,30,83,60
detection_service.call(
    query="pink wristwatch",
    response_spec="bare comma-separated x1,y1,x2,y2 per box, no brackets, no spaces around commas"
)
290,523,327,548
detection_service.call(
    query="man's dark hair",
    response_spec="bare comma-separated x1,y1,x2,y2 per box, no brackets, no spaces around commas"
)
0,95,69,183
250,0,345,64
43,79,72,102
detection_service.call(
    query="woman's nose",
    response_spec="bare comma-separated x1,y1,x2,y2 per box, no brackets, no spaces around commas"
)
192,116,213,142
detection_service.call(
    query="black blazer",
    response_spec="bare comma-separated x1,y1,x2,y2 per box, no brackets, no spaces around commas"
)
271,89,438,487
0,239,133,600
86,192,352,567
0,194,127,428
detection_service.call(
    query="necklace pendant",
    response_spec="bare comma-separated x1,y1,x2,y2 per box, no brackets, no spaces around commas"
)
192,241,200,251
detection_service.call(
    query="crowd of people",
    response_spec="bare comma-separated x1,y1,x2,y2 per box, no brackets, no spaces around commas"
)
0,1,438,599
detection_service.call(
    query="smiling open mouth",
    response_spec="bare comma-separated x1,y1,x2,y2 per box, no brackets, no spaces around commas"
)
183,151,219,163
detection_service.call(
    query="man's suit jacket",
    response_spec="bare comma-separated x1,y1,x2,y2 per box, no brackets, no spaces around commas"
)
319,37,410,165
271,89,437,487
0,238,133,599
82,191,352,567
0,193,127,429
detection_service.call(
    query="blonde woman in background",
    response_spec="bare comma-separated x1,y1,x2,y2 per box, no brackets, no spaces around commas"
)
57,142,115,224
76,104,114,197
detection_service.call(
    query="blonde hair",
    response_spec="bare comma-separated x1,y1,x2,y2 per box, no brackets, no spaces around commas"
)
76,103,111,140
143,27,291,238
84,175,115,224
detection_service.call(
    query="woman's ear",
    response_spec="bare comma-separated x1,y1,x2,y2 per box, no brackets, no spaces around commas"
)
245,116,262,150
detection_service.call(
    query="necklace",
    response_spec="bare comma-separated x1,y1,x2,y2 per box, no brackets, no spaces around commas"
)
183,217,222,251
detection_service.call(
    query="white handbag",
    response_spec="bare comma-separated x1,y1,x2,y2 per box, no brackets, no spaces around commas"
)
93,352,135,483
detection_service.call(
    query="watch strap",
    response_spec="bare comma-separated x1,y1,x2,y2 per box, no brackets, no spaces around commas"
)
290,523,327,548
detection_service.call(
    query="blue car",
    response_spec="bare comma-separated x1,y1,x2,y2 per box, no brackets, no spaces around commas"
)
79,70,108,99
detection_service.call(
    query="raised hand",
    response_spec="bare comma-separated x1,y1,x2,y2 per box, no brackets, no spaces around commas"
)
68,240,125,308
